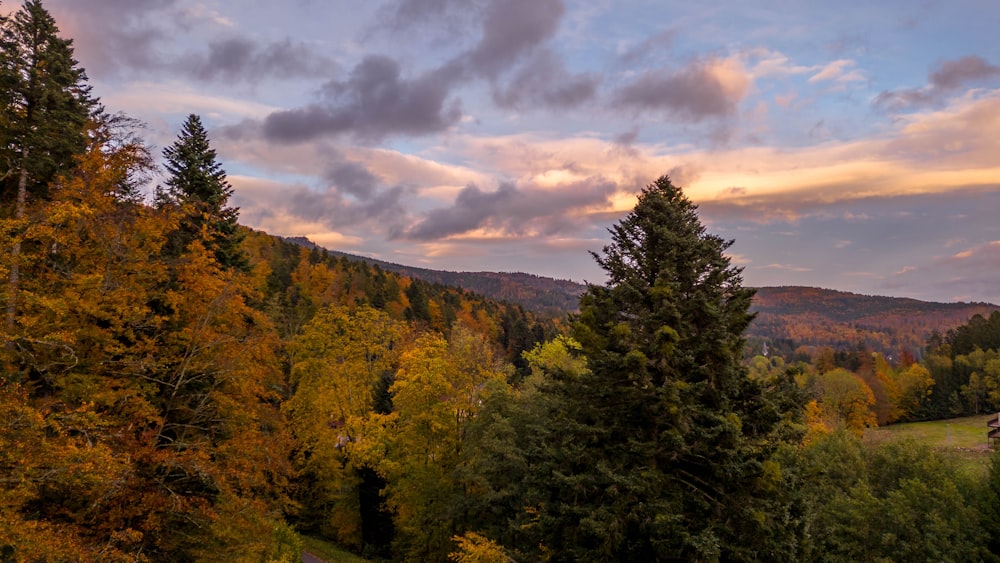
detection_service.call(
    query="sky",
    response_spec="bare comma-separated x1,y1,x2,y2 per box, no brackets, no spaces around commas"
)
16,0,1000,303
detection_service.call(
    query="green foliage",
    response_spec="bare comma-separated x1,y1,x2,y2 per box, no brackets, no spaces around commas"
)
0,0,94,206
158,114,248,271
799,432,990,562
947,311,1000,357
464,176,806,562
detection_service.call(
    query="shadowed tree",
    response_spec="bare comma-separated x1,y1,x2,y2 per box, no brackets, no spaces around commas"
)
478,176,805,561
157,114,248,271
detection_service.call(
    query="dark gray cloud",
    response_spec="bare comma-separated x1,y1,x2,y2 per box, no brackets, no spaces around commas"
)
247,172,408,232
48,0,335,82
874,55,1000,112
455,0,564,79
613,57,747,121
181,37,338,82
403,178,615,240
48,0,175,77
373,0,565,83
262,55,463,142
492,49,600,110
325,161,381,200
257,0,569,142
378,0,486,36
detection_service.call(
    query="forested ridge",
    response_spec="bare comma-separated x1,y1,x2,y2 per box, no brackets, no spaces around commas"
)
747,286,998,361
4,2,1000,562
288,239,999,361
283,236,587,315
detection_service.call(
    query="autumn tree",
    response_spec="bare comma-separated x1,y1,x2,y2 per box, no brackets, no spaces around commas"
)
158,113,248,271
379,325,513,561
811,368,877,435
284,304,405,550
0,114,298,560
1,0,94,333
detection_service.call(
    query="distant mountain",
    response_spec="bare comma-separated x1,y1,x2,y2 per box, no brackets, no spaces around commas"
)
283,237,587,314
747,286,999,359
285,239,999,358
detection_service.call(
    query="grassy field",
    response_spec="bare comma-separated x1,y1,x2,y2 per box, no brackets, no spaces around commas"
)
866,413,995,449
865,413,997,473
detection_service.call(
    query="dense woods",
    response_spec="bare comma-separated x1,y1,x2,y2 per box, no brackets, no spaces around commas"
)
3,2,1000,561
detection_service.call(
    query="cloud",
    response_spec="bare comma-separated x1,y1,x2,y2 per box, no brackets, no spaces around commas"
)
261,55,463,142
759,263,813,272
231,170,409,238
47,0,177,78
47,0,336,83
808,59,864,84
749,49,815,78
617,28,676,65
921,241,1000,303
404,179,616,240
251,0,573,141
874,55,1000,112
377,0,486,36
492,49,600,110
613,56,751,121
453,0,565,80
179,37,338,82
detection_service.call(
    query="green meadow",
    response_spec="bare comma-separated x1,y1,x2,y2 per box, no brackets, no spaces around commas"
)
866,414,997,472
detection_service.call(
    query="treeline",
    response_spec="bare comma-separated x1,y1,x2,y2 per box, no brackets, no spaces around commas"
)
747,310,1000,435
5,2,1000,562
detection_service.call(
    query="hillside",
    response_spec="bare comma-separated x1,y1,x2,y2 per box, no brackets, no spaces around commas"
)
284,237,587,314
286,239,999,359
747,286,998,359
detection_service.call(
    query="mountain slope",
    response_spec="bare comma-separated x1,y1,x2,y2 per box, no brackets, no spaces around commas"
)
286,238,998,358
284,237,587,314
747,286,998,359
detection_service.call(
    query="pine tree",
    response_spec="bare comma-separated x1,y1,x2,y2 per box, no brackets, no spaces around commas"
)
158,113,248,271
487,176,805,561
0,0,93,207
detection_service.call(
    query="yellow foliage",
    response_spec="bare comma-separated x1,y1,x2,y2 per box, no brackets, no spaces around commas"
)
449,532,510,562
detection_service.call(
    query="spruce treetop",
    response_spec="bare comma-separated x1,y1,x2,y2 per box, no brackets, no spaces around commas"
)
159,114,248,271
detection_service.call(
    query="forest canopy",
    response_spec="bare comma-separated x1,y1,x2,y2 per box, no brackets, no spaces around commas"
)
2,2,1000,562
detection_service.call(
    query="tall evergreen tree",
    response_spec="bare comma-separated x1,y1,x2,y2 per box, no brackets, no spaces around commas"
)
482,176,804,561
158,113,248,271
0,0,93,207
1,0,94,333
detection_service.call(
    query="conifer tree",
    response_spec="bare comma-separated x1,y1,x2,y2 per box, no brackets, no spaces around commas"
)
483,176,804,561
158,113,248,271
0,0,93,206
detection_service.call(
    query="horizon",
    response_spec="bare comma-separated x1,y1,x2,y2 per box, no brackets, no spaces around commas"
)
15,0,1000,304
292,235,1000,307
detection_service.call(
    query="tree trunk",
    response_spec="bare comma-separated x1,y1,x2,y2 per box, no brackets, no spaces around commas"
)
6,154,28,337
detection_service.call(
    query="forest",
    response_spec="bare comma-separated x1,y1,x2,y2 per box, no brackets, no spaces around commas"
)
4,2,1000,561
